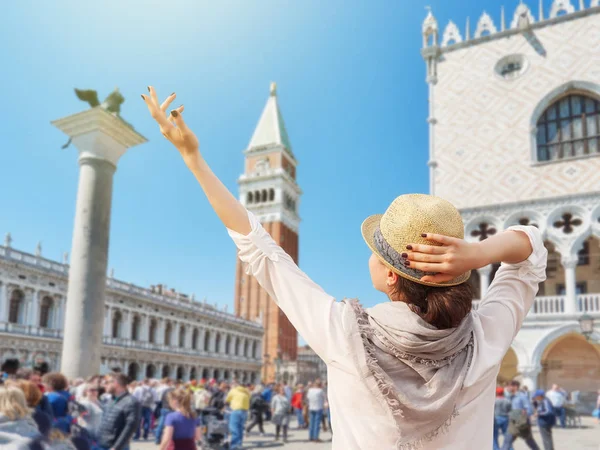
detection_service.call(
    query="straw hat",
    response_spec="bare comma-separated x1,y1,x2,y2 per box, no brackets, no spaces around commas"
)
361,193,470,287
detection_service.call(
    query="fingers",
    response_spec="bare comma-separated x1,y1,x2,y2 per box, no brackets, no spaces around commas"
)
405,252,444,263
170,108,190,133
167,105,185,124
405,243,446,255
422,233,461,246
148,85,159,106
160,93,177,112
406,261,442,273
420,274,454,284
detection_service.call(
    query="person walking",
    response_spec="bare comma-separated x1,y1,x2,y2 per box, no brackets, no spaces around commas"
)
291,385,306,429
158,389,201,450
545,384,567,429
132,379,154,441
502,381,539,450
532,390,555,450
95,373,141,450
271,385,291,442
261,384,273,421
246,386,266,435
306,381,325,442
224,381,250,450
493,387,511,450
141,86,547,450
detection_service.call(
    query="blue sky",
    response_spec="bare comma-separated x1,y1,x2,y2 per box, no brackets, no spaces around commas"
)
1,0,525,314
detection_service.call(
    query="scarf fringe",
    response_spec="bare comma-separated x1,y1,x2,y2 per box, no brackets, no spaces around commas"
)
346,299,474,450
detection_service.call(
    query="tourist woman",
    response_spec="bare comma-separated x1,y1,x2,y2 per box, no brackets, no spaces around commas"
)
77,383,104,442
142,87,547,450
159,389,201,450
245,385,266,435
42,372,72,434
7,380,52,438
291,384,306,429
0,384,42,447
271,385,290,442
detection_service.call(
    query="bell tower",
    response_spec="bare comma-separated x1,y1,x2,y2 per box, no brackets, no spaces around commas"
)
234,82,301,382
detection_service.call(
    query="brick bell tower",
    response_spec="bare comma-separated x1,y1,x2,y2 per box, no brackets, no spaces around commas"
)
234,82,301,382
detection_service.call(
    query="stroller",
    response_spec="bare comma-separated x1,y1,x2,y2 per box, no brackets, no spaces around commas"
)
200,407,229,449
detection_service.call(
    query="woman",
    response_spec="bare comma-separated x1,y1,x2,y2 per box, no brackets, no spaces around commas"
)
291,385,306,429
493,387,511,450
159,389,201,450
77,383,104,442
271,385,290,442
245,385,266,435
142,87,547,450
7,380,52,438
0,384,41,447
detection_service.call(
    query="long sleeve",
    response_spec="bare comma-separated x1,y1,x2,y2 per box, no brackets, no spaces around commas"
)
475,225,547,355
113,399,141,450
227,210,352,365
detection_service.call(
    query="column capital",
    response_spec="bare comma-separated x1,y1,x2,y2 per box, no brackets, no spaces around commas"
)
561,254,579,269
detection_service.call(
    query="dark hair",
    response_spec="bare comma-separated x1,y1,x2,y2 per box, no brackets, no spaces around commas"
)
110,372,129,388
393,276,473,329
1,359,20,375
41,372,68,392
510,380,521,388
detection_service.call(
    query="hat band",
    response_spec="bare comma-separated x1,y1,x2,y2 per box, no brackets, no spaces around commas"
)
373,227,437,279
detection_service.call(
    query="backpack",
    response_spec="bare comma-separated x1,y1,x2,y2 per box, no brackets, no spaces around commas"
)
194,389,211,410
141,386,155,408
508,409,530,437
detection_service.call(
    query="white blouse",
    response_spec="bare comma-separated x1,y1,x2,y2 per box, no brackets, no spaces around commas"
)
227,210,547,450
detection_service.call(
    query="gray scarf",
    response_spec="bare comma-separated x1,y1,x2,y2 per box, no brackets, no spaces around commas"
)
345,299,474,450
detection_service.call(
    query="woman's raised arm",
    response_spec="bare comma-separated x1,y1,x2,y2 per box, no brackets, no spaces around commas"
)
141,86,251,236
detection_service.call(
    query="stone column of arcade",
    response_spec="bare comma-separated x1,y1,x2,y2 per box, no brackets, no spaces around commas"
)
52,107,146,378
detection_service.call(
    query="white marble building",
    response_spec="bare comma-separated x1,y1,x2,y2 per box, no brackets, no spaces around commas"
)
0,237,263,382
422,0,600,407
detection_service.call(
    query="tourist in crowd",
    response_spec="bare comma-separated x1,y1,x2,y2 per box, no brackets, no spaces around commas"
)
159,389,201,450
307,380,325,442
261,384,273,421
209,383,228,412
503,380,539,450
132,379,155,441
493,386,511,450
291,384,305,429
7,380,52,439
95,373,141,450
532,389,555,450
282,381,292,404
1,358,20,381
0,385,43,446
154,387,175,446
271,385,290,442
43,372,73,434
77,383,104,443
225,380,250,450
593,389,600,424
246,385,266,435
545,384,567,429
192,381,211,419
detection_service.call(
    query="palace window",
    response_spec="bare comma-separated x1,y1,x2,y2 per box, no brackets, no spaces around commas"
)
8,290,24,324
536,94,600,162
556,282,587,295
149,319,157,343
577,241,590,266
39,296,53,328
192,328,198,350
112,311,122,338
131,315,140,341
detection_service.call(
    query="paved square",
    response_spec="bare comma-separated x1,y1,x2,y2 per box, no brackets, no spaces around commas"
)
131,417,598,449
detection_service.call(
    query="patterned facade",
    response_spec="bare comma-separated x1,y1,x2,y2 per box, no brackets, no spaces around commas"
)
0,239,263,382
234,83,302,382
423,0,600,410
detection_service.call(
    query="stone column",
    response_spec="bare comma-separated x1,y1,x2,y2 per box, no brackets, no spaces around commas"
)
198,328,206,352
184,325,192,349
53,107,146,378
140,315,149,342
123,311,132,340
157,319,165,345
561,255,578,315
0,281,8,322
29,290,40,328
477,265,492,299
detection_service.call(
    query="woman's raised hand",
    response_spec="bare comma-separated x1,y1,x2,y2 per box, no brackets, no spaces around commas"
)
141,86,200,168
405,234,486,284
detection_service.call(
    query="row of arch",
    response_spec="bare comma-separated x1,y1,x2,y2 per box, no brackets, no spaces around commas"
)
246,188,275,204
7,290,58,329
123,362,260,384
110,311,259,358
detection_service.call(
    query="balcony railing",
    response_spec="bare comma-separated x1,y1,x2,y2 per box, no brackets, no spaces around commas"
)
472,294,600,318
0,323,63,338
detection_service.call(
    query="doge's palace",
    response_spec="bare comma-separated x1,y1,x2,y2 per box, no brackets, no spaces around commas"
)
423,0,600,410
0,235,263,382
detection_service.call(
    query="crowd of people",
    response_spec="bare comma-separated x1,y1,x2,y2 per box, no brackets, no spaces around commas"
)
0,358,331,450
493,380,598,450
